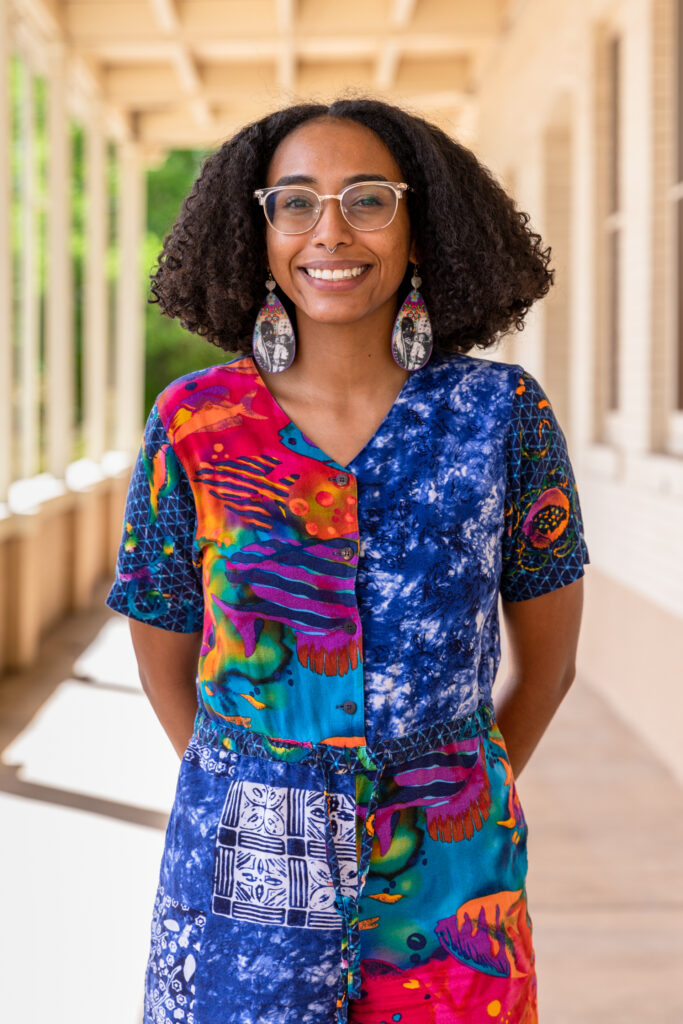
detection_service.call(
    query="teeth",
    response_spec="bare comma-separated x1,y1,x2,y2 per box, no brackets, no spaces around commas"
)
305,266,366,280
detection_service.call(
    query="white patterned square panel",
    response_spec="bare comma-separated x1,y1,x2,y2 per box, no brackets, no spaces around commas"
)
212,780,357,929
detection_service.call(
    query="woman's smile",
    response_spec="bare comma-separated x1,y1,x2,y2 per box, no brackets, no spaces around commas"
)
299,260,371,288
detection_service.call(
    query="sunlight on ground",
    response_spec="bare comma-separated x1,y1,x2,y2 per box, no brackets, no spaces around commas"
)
0,616,179,1024
2,613,682,1023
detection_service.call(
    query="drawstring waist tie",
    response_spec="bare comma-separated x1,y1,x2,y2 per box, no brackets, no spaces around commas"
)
318,748,390,1014
193,702,495,1022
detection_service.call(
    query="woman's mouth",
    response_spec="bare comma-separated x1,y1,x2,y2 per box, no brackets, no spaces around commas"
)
303,265,369,281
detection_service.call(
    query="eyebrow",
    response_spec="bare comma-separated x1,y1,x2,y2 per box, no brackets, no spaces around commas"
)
272,173,391,187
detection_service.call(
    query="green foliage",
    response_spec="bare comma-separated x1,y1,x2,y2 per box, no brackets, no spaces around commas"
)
9,50,231,457
143,149,234,410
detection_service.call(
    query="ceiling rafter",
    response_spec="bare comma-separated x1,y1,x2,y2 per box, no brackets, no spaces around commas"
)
390,0,418,30
147,0,213,129
374,0,419,89
374,40,400,91
9,0,522,149
275,0,296,93
75,31,498,62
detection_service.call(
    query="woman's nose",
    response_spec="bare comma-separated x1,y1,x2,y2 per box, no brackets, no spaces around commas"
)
312,197,353,247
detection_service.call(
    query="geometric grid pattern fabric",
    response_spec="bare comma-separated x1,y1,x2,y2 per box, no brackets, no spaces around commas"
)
107,405,204,632
501,371,590,601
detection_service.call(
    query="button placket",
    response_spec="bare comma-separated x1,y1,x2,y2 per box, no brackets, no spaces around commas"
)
332,469,363,733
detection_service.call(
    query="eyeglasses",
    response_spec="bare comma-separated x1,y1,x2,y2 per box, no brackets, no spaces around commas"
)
253,181,409,234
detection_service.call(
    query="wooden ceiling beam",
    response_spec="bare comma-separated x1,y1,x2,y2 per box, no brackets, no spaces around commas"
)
133,87,476,148
146,0,214,131
275,0,296,92
73,31,497,61
390,0,417,30
374,42,401,91
9,0,65,40
148,0,179,33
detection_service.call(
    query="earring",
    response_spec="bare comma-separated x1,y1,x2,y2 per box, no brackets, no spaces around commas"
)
391,264,433,372
252,273,296,373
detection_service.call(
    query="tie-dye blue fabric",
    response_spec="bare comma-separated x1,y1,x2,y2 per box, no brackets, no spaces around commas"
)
345,355,587,745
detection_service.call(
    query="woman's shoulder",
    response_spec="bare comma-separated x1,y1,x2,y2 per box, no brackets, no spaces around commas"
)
154,353,259,433
156,353,253,401
427,350,525,404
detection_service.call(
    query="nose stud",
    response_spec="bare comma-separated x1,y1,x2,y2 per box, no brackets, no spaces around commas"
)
312,233,340,255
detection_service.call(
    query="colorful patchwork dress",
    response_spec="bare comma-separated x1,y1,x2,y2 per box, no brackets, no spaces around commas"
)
106,351,589,1024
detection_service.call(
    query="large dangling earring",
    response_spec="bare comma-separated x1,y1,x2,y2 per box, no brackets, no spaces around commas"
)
391,264,433,372
252,272,296,373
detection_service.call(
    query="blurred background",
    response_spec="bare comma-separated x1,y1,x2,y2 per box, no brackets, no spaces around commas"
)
0,0,681,1021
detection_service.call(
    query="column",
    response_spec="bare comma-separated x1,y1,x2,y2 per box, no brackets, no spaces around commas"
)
83,104,108,461
114,138,146,455
45,39,73,479
0,0,12,500
18,58,40,480
619,0,653,456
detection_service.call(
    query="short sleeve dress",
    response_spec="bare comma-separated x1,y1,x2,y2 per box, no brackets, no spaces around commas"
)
106,351,588,1024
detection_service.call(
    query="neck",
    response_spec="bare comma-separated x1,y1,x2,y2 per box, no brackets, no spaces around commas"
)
286,299,406,401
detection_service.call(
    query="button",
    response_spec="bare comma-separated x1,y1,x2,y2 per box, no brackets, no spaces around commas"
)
337,701,358,715
334,473,350,486
342,620,357,634
340,545,354,560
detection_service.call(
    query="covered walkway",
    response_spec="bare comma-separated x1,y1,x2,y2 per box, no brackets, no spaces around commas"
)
1,595,682,1024
2,1,683,1020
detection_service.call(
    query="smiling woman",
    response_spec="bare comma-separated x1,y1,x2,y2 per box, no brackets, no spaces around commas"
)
106,97,588,1024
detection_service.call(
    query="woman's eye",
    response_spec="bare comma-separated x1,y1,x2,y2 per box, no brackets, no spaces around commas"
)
282,195,314,210
353,193,383,207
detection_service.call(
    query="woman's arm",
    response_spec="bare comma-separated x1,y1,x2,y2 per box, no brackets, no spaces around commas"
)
494,577,584,777
129,618,203,758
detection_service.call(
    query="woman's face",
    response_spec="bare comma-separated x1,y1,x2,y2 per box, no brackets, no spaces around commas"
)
264,118,414,331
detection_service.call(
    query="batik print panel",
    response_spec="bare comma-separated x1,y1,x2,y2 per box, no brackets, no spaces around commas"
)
146,744,348,1024
212,778,357,929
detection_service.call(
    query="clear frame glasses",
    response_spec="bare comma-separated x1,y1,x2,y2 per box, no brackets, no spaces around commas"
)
253,181,409,234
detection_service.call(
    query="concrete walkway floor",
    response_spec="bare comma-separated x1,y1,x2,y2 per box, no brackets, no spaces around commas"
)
1,585,681,1023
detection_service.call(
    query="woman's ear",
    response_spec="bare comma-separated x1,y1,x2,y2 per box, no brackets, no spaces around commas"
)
408,239,419,265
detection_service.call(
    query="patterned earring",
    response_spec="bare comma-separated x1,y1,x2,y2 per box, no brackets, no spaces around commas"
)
391,264,433,372
252,272,296,373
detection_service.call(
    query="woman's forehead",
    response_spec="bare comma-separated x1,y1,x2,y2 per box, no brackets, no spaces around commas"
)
266,118,402,186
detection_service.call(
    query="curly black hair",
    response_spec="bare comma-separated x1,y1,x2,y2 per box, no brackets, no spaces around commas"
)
150,97,554,355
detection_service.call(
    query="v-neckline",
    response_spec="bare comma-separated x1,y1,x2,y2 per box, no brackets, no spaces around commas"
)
249,355,422,471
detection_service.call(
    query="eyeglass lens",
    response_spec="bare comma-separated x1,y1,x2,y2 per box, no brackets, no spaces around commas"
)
264,183,399,233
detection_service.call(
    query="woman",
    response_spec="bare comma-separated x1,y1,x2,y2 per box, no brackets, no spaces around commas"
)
106,98,588,1024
